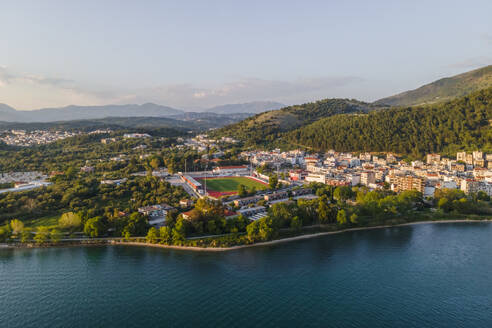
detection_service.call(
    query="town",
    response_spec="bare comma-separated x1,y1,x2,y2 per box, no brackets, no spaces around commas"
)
2,127,492,250
0,129,112,146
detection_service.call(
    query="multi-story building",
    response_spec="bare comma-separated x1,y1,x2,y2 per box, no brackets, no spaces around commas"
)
389,175,425,193
426,153,441,165
305,173,326,184
473,151,483,161
360,171,376,186
474,159,486,168
456,152,467,162
461,179,482,195
359,153,372,161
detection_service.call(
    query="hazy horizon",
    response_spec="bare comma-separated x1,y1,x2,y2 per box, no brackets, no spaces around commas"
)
1,0,491,110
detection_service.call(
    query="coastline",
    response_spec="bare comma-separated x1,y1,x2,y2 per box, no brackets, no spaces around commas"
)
3,219,491,251
112,219,492,252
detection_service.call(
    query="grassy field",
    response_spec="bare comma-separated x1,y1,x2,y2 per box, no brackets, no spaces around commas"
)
196,176,267,193
25,215,60,229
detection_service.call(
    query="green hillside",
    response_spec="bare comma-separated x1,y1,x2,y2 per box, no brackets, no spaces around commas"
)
285,87,492,157
375,65,492,106
213,98,377,146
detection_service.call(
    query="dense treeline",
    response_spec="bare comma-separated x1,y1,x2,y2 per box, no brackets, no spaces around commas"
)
0,173,187,224
213,98,375,146
0,132,177,172
286,88,492,157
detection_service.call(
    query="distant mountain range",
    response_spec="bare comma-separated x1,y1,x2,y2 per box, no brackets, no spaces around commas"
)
0,114,253,133
0,101,284,123
374,65,492,107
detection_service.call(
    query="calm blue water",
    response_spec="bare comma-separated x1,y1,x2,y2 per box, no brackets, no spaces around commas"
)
1,222,492,328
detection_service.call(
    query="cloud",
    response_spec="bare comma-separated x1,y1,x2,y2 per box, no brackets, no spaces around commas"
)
0,67,122,109
0,66,365,110
0,67,75,88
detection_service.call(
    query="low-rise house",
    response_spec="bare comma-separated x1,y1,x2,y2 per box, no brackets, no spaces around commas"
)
138,204,173,218
234,195,264,207
264,191,289,202
179,199,194,208
237,206,266,218
80,166,95,173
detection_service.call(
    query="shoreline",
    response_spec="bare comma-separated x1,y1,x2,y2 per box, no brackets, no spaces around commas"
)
2,219,491,252
115,219,492,252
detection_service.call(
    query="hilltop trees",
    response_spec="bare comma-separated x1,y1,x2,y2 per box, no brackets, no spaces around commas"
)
286,88,492,157
213,98,372,146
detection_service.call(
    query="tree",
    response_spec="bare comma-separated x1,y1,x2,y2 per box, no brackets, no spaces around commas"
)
50,229,62,243
477,191,490,201
350,213,358,224
246,220,260,242
269,175,278,189
65,166,76,178
172,218,187,243
437,198,451,212
19,230,32,243
122,213,148,237
34,226,50,244
290,216,302,231
59,212,82,230
270,202,293,225
10,219,24,235
165,210,179,228
0,224,12,242
317,199,331,224
150,157,161,170
159,226,172,244
237,184,248,197
207,220,217,234
146,227,159,243
333,186,352,202
258,217,275,241
84,216,105,237
336,209,347,225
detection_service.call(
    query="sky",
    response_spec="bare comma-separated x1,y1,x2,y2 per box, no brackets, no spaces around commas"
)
0,0,491,110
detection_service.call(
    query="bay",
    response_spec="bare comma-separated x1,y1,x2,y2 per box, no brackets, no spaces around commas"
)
1,222,492,327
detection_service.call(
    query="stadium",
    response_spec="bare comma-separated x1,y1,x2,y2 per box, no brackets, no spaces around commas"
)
195,176,268,198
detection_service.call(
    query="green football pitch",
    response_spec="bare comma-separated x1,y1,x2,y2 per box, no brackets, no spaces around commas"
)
196,176,267,192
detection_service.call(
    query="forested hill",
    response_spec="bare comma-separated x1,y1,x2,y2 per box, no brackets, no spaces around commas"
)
212,98,377,146
374,65,492,107
285,87,492,157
